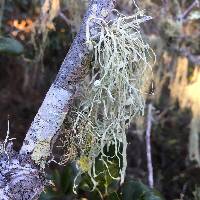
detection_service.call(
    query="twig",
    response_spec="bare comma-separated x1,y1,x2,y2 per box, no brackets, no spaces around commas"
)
178,0,199,20
132,0,139,10
59,12,73,25
161,0,169,14
3,116,16,160
146,103,154,188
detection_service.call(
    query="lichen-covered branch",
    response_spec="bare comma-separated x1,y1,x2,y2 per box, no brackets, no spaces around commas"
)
0,0,115,199
20,0,115,164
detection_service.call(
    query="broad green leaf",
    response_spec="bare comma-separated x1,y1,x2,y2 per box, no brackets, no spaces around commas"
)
60,163,77,193
52,169,61,189
0,36,24,55
122,180,164,200
39,189,61,200
106,192,121,200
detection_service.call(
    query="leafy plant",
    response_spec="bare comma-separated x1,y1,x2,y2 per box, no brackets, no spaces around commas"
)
122,180,164,200
40,161,164,200
0,36,24,55
193,186,200,200
40,163,77,200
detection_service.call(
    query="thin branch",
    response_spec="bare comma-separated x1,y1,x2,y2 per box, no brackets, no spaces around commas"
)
178,0,199,20
59,11,73,25
146,103,154,189
161,0,169,14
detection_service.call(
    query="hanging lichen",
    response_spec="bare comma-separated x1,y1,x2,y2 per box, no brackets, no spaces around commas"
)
57,7,154,192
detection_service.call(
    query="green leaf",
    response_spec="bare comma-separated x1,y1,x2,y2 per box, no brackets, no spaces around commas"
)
60,164,77,193
39,189,61,200
107,180,120,194
122,180,165,200
52,169,61,189
106,192,121,200
0,36,24,55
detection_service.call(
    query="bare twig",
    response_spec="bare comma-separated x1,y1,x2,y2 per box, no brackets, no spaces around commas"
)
2,116,16,160
178,0,199,20
161,0,169,14
59,11,73,25
146,103,154,188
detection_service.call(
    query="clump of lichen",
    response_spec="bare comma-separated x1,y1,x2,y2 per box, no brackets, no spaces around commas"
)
61,8,154,191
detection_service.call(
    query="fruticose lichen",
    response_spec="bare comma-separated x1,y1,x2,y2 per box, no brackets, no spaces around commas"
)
60,8,155,192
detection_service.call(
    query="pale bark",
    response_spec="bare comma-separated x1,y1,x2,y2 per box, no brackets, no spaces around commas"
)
0,0,115,199
145,103,154,189
189,117,200,165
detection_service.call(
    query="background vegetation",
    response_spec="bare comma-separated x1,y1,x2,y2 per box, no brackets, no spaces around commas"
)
0,0,199,199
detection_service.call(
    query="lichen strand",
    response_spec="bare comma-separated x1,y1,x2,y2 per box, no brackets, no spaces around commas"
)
62,9,154,190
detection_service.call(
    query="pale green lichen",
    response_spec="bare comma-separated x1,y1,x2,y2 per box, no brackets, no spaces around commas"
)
63,8,154,192
32,139,51,168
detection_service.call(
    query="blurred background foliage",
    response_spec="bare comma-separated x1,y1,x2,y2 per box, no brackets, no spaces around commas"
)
0,0,200,199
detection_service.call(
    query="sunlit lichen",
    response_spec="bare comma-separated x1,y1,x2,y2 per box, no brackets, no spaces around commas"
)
60,7,155,191
77,156,91,172
32,139,51,169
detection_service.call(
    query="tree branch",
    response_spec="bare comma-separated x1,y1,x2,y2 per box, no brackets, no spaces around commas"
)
146,103,154,189
21,0,115,163
178,0,199,20
0,0,116,199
